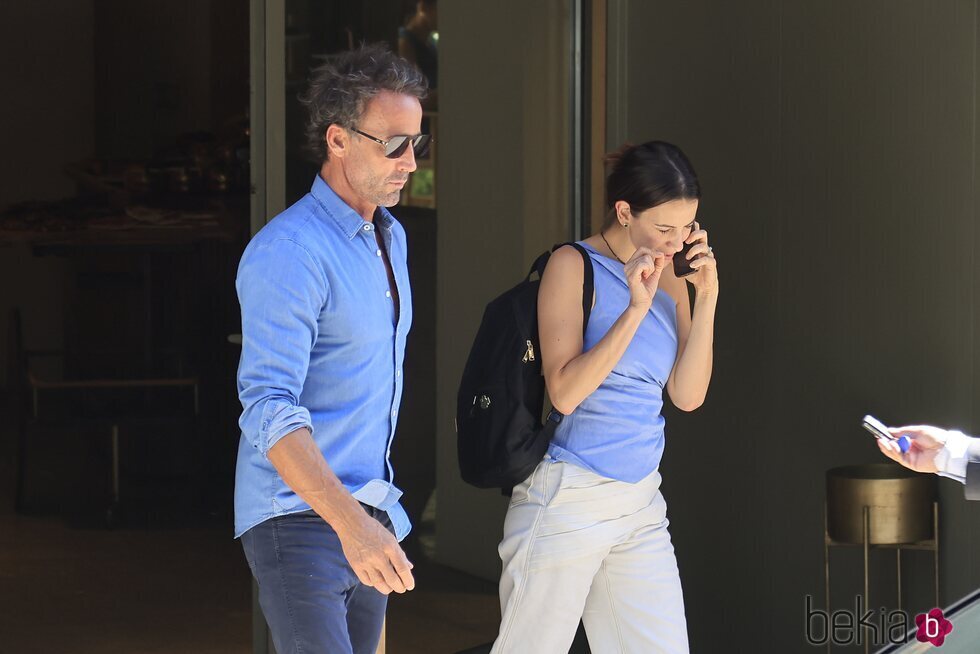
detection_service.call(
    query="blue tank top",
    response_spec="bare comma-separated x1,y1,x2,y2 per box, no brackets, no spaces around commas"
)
547,242,679,483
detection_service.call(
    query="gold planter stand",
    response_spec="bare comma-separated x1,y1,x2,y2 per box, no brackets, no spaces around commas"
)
823,464,939,654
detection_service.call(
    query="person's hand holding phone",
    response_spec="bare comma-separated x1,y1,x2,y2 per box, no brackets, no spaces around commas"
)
675,221,718,295
625,246,666,311
877,424,949,474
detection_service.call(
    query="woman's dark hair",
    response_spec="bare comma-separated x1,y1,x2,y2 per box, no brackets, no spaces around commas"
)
603,140,700,227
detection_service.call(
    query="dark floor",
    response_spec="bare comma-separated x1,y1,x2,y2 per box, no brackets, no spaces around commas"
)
0,420,500,654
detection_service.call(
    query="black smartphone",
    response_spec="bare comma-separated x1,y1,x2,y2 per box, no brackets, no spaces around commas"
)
673,236,698,277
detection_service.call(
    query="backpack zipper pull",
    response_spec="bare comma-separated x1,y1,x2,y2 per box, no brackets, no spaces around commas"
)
522,340,535,363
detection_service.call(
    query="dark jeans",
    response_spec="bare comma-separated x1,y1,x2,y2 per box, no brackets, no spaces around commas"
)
241,507,393,654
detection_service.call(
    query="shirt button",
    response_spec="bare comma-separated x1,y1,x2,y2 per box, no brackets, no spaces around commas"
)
385,290,391,298
363,224,371,231
392,409,397,417
376,249,382,257
396,370,401,377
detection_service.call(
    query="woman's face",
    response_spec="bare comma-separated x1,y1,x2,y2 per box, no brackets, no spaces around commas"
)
619,198,699,261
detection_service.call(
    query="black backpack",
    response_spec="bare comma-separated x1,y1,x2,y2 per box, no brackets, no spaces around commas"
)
456,242,594,489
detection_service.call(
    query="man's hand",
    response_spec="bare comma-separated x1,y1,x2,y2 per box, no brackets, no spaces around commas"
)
876,424,949,474
336,510,415,595
266,429,416,595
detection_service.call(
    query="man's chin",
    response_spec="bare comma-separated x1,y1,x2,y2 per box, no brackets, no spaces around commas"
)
379,191,402,207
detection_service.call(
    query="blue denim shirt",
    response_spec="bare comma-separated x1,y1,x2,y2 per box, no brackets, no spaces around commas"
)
234,175,413,540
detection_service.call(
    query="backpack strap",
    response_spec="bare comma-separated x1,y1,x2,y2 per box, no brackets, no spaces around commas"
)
550,242,594,339
542,242,594,426
528,249,552,281
569,243,593,339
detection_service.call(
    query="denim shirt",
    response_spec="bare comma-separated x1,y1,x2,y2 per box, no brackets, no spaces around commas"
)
234,175,413,540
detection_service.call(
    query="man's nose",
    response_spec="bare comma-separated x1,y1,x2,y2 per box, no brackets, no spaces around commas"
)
397,145,417,172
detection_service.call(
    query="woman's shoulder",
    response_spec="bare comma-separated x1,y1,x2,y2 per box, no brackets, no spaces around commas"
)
545,243,592,278
541,245,595,300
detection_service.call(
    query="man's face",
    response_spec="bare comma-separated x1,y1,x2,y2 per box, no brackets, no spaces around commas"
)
345,91,423,208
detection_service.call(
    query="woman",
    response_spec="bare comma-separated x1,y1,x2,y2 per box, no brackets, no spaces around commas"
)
491,141,718,653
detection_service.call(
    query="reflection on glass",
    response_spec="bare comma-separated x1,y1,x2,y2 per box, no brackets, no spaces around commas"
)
283,0,439,209
398,0,438,110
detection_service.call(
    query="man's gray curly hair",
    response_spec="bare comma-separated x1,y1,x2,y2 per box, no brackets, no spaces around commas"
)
299,42,428,163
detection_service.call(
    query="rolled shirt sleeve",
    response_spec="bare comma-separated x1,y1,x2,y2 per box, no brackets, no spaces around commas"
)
237,238,327,456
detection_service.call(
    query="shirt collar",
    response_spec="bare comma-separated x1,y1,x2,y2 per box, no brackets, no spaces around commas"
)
310,175,393,240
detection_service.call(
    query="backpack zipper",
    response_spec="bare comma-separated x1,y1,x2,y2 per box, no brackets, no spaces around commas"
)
522,340,535,363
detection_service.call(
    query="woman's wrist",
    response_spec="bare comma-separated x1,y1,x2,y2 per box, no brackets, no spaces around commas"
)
694,285,719,303
624,302,649,321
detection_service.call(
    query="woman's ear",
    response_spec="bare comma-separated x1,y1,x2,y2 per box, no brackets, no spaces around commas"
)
614,200,631,227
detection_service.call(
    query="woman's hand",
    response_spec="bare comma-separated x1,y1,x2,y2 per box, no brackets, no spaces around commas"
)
625,247,666,310
683,222,718,296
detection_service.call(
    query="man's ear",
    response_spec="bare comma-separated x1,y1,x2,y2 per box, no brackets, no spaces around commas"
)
325,124,349,159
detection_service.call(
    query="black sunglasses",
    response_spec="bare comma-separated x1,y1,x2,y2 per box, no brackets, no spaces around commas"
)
352,128,432,159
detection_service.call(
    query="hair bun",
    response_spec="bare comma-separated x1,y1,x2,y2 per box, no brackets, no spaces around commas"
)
603,142,635,170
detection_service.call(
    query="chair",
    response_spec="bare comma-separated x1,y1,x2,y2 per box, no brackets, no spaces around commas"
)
10,308,199,525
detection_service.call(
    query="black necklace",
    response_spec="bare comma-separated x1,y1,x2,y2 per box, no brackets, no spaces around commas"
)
600,230,626,264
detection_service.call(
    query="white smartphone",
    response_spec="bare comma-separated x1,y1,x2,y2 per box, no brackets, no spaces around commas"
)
862,414,911,454
861,415,894,442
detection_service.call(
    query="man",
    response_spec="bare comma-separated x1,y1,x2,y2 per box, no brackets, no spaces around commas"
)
877,423,980,500
234,43,430,654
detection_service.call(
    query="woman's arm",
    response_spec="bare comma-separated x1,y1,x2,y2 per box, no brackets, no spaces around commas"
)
539,245,665,415
664,281,716,410
665,223,718,411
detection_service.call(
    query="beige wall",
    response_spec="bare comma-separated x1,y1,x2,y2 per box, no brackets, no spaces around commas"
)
435,0,572,579
610,0,980,650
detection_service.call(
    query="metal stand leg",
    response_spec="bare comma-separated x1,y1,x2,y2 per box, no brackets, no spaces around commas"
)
107,423,120,527
111,424,120,506
934,501,940,608
863,506,870,654
896,548,902,613
824,502,831,654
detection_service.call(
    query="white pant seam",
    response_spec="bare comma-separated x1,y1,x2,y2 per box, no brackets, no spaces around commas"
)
599,558,628,653
495,462,552,649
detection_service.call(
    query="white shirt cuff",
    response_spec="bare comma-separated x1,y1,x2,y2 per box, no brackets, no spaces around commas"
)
935,430,970,480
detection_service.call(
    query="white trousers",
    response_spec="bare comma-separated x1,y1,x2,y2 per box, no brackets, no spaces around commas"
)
490,457,689,654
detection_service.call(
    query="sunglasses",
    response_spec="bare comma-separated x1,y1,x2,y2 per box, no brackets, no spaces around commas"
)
352,128,432,159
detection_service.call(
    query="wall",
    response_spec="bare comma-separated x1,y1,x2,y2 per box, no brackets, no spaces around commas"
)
435,0,572,579
609,0,980,650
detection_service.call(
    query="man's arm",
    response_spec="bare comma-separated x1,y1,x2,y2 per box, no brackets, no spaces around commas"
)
267,429,414,594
